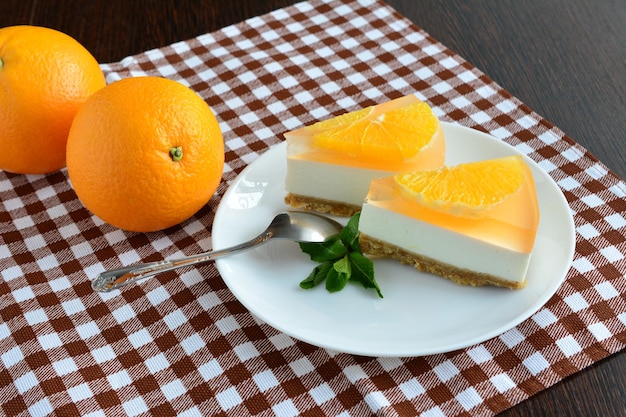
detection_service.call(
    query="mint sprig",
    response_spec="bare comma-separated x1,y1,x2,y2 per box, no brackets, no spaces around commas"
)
298,212,382,298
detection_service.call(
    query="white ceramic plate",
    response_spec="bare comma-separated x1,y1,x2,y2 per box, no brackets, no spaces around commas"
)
212,122,575,357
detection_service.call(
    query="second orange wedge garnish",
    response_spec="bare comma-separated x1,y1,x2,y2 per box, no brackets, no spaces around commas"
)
285,94,445,172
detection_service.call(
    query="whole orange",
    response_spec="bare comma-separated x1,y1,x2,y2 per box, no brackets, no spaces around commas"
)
0,25,106,174
66,76,224,232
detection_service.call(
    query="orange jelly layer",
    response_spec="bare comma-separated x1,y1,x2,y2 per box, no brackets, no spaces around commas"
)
284,95,445,172
366,169,540,253
287,127,445,172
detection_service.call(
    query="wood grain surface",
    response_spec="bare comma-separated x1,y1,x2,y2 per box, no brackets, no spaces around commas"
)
1,1,624,416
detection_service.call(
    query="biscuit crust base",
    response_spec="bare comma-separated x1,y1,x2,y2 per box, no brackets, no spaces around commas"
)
284,193,360,217
360,234,526,290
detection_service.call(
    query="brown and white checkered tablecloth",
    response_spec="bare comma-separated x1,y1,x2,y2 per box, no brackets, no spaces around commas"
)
2,0,625,415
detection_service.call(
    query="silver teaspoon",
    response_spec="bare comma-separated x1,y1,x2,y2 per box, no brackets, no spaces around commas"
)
91,211,343,292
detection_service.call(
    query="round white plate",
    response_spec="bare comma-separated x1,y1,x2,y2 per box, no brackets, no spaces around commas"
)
212,122,575,357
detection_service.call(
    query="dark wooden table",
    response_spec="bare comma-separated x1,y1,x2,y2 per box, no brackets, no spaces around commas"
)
1,1,624,416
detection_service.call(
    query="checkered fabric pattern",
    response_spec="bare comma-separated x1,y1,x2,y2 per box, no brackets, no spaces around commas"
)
2,0,625,415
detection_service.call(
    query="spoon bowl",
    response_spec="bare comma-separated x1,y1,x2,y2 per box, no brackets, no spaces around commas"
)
92,211,343,292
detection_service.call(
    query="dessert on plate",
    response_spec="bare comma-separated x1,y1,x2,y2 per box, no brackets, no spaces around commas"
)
284,94,445,216
358,155,540,289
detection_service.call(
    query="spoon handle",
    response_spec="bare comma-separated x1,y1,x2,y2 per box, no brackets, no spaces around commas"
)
92,231,272,292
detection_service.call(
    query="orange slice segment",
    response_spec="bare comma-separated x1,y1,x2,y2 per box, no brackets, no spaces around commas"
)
310,97,440,162
394,155,528,218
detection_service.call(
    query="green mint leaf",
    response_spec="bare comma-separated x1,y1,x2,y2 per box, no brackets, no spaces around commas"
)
325,256,351,293
340,212,361,252
299,235,346,262
298,211,382,297
349,252,383,298
299,261,333,289
333,254,352,276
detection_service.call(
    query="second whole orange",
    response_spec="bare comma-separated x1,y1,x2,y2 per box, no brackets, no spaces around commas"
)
0,25,106,174
66,76,224,232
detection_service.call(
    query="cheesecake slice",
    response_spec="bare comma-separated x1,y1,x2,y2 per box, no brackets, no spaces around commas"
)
284,95,445,216
358,155,540,289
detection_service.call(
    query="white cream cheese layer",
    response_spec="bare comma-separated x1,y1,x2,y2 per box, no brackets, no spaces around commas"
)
358,202,531,284
285,158,392,206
